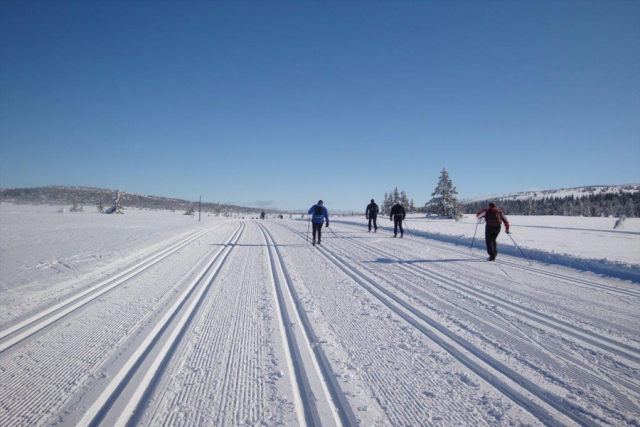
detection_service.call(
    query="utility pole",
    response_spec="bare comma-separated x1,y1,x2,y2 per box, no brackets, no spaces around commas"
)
199,196,201,222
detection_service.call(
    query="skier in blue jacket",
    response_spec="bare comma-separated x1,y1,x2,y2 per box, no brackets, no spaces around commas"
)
307,200,329,246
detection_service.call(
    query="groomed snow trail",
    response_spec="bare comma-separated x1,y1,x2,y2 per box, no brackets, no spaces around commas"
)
1,218,638,426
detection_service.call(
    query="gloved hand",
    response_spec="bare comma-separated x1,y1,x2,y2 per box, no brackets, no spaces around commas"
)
366,216,368,220
325,222,329,228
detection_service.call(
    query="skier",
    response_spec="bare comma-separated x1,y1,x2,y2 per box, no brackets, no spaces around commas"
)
476,202,510,261
307,200,329,246
260,211,266,219
365,199,379,232
389,199,406,238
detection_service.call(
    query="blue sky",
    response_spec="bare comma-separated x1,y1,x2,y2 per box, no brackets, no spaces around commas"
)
1,0,638,212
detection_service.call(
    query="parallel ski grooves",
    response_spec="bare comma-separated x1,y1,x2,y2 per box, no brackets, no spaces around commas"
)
279,223,600,427
258,223,358,427
341,230,640,364
0,224,222,353
76,223,244,427
335,220,640,298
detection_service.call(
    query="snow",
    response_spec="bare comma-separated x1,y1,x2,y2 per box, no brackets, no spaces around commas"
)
0,203,639,426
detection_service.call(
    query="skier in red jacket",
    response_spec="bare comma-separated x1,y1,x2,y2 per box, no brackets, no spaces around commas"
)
476,202,510,261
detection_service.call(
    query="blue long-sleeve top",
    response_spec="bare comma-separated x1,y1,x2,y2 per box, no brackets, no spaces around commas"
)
308,204,329,224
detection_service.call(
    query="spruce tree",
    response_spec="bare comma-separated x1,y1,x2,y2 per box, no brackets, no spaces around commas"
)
382,188,412,214
428,168,460,218
382,192,393,215
400,190,410,207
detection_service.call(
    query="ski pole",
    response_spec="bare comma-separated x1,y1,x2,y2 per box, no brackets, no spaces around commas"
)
506,232,531,265
402,219,413,238
470,218,480,250
327,223,339,238
307,217,311,242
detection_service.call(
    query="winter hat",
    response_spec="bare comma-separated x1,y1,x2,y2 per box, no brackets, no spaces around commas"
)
318,200,323,205
489,202,496,208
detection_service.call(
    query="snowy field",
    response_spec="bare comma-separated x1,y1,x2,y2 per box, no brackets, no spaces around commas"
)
0,203,639,426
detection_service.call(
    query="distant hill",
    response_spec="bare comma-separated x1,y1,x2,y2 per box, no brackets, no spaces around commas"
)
463,184,640,203
462,184,640,217
0,186,264,214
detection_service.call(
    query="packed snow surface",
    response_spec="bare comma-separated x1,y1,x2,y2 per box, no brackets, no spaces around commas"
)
0,203,639,426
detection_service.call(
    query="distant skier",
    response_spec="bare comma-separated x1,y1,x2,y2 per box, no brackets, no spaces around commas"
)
389,200,406,238
476,202,510,261
308,200,329,246
260,211,266,219
365,199,379,232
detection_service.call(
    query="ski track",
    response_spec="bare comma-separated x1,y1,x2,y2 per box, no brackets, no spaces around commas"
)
137,222,298,427
0,223,225,328
276,220,639,426
338,224,640,362
271,223,545,426
1,218,639,426
0,223,239,426
259,222,357,427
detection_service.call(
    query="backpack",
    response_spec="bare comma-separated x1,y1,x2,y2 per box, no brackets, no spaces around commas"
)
314,205,324,215
485,209,502,226
370,204,379,214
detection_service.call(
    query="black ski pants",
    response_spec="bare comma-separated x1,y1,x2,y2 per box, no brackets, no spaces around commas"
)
312,222,323,242
368,214,378,231
485,225,501,258
393,215,404,236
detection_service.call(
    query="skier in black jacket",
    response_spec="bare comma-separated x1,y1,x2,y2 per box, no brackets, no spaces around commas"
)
389,200,406,238
365,199,379,232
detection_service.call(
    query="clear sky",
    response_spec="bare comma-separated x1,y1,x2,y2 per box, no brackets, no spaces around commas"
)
1,0,639,212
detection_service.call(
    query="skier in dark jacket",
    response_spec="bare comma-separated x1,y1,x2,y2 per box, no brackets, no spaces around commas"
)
365,199,379,232
476,202,510,261
307,200,329,246
389,200,406,238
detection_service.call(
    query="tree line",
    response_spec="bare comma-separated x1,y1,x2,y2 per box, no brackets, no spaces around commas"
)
464,192,640,217
384,168,464,219
385,169,638,219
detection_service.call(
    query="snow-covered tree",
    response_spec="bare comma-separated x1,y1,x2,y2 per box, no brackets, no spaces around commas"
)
184,203,195,216
70,198,83,212
105,189,124,214
400,190,410,207
382,188,412,214
382,192,392,215
97,199,105,213
427,168,461,218
392,187,401,204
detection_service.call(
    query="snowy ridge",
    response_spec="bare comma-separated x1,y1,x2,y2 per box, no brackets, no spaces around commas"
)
0,185,265,214
464,184,640,203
